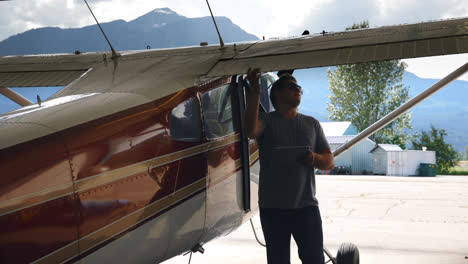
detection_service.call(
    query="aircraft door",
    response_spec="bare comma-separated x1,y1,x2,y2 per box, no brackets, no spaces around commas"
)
239,72,277,219
198,78,246,243
235,75,253,212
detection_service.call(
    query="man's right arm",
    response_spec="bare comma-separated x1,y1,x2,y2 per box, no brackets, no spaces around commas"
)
244,68,264,139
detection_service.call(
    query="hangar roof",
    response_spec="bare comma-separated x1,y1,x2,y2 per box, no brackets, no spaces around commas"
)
370,144,403,153
320,121,358,136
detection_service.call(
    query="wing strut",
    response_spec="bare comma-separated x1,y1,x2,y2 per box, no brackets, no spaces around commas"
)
333,62,468,158
0,87,33,107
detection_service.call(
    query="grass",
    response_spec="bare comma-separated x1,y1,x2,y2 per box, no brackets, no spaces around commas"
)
443,161,468,175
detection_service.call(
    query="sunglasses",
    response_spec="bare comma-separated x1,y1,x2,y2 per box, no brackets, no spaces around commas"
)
287,82,303,95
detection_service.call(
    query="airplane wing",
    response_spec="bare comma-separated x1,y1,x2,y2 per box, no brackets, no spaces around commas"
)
208,17,468,77
1,17,467,99
0,18,467,149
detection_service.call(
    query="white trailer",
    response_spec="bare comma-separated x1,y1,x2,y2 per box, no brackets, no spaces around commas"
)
370,144,436,176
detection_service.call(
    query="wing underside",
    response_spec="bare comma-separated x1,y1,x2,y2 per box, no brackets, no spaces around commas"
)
0,17,466,94
1,18,467,89
212,18,468,76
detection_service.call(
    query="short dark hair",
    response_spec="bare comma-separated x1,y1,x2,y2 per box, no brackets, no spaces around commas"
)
270,74,296,109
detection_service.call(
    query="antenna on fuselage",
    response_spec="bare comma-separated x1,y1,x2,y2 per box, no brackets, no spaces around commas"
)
83,0,119,59
205,0,225,49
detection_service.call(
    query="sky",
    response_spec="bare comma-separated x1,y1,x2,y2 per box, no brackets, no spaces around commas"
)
0,0,467,80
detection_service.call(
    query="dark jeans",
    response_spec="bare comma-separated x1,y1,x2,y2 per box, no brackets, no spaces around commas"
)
259,206,324,264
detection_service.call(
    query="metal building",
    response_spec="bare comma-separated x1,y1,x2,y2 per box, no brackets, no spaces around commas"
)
320,122,376,174
327,136,375,174
370,144,436,176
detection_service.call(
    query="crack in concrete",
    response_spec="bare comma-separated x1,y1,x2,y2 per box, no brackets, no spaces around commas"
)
380,200,406,219
347,208,356,216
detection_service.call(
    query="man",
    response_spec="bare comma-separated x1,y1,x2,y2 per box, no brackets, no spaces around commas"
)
244,68,334,264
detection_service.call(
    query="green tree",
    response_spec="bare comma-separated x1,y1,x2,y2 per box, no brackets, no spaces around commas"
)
464,145,468,160
411,125,461,173
326,21,412,148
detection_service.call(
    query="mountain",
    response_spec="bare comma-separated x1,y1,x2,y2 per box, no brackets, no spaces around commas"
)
0,8,466,153
0,8,258,55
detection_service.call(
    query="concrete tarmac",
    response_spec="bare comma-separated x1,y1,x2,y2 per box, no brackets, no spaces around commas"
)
163,175,468,264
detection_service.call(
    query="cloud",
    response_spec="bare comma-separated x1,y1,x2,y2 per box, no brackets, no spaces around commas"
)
376,0,468,24
209,0,336,39
0,0,93,41
290,0,379,34
0,0,333,41
289,0,468,81
0,0,167,41
292,0,468,34
2,0,468,41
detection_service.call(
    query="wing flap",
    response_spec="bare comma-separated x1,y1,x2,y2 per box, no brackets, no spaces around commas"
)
0,70,88,87
0,52,107,87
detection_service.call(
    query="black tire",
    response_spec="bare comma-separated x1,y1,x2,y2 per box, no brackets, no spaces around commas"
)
336,243,359,264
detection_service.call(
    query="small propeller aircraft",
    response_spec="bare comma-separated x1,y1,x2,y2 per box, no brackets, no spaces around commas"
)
0,11,467,263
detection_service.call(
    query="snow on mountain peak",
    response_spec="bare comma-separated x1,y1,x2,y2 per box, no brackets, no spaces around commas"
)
153,8,174,15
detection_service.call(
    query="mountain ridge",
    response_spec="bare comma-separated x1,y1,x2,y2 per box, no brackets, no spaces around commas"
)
0,7,258,55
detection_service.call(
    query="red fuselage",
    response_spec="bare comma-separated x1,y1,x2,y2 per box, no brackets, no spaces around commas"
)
0,76,260,263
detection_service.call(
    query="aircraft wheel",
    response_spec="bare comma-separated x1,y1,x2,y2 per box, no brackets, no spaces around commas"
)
336,243,359,264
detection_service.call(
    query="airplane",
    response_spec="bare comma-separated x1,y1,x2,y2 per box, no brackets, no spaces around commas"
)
0,11,467,263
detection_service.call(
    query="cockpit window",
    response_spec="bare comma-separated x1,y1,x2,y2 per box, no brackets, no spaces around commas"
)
201,84,234,139
170,97,202,141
